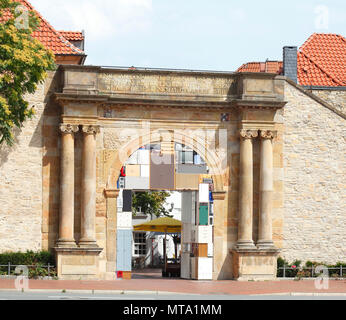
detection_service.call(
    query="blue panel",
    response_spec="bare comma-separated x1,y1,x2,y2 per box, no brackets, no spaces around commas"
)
116,230,132,271
123,231,132,271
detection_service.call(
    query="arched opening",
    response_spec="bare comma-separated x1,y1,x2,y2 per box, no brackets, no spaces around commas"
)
106,129,225,192
105,131,225,280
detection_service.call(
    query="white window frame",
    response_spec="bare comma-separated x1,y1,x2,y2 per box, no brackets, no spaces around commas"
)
133,232,147,257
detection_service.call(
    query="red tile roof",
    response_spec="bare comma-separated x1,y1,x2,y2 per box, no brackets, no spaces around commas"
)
298,33,345,86
0,0,85,56
237,61,283,74
237,33,346,87
59,31,84,42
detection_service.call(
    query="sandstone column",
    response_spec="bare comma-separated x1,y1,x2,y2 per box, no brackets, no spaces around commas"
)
236,129,258,249
57,123,79,248
79,125,100,248
257,130,276,249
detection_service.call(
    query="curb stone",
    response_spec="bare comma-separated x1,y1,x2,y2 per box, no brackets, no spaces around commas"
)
0,288,200,296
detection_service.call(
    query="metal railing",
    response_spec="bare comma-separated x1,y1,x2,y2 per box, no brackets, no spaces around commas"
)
0,263,56,277
277,266,344,278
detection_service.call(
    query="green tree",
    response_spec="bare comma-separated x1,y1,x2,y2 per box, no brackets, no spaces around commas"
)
132,191,174,219
0,0,55,145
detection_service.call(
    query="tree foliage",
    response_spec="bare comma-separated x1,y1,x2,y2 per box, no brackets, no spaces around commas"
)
132,191,174,219
0,0,55,145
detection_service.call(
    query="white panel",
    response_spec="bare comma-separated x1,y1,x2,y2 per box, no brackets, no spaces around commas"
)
197,257,213,280
117,189,123,208
199,184,209,203
197,225,213,244
165,191,182,209
140,165,150,177
127,151,138,165
181,252,190,279
138,150,150,165
208,243,214,257
125,177,150,190
117,211,132,229
175,143,183,151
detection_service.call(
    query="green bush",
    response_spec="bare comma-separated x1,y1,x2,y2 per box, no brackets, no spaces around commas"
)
0,250,56,278
277,257,346,278
0,250,55,265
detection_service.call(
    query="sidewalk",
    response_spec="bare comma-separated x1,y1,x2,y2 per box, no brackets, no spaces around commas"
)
0,271,345,296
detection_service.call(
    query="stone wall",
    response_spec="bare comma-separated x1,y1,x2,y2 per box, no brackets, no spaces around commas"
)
0,76,48,252
282,83,346,264
310,89,346,115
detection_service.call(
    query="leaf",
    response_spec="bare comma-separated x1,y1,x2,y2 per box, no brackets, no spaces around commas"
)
0,0,56,146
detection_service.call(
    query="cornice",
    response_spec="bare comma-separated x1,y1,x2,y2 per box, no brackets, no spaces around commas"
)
54,92,287,111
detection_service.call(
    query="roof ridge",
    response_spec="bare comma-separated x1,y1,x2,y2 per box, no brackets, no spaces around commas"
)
299,33,316,51
299,50,344,86
21,0,84,55
59,30,83,33
336,34,346,43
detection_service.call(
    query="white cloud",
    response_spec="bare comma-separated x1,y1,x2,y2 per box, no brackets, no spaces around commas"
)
30,0,153,40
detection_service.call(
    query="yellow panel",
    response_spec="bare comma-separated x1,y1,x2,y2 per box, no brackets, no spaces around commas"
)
176,173,199,190
126,165,141,177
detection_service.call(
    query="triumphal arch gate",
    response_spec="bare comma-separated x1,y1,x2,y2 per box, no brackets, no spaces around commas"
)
52,65,286,280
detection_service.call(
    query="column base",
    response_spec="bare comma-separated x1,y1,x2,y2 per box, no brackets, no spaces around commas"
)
231,247,280,281
256,240,276,250
56,239,77,248
79,239,99,249
235,240,257,250
55,247,103,280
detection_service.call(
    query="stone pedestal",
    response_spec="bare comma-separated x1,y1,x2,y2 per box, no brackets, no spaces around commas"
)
55,247,103,280
231,248,280,281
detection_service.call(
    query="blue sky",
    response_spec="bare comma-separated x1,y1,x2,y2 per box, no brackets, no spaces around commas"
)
30,0,345,71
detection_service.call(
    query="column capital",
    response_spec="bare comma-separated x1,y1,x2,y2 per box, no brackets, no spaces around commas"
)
259,130,277,140
82,125,100,135
212,191,226,201
104,189,120,199
60,123,79,134
239,129,258,139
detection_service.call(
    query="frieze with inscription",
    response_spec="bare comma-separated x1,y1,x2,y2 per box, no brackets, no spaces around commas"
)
98,73,235,97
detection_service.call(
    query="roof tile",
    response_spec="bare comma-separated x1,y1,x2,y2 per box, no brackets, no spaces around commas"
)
237,33,346,87
0,0,84,56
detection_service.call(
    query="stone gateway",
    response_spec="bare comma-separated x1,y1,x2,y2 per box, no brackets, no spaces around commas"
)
0,65,345,280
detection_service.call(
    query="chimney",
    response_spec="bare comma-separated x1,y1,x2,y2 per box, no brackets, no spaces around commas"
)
283,46,297,83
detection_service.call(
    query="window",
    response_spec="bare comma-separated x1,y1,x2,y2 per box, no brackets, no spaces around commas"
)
175,144,206,165
133,232,147,256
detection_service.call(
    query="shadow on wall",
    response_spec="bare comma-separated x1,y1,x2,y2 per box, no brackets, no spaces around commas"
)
0,126,22,168
29,70,62,149
0,70,62,167
217,252,233,280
